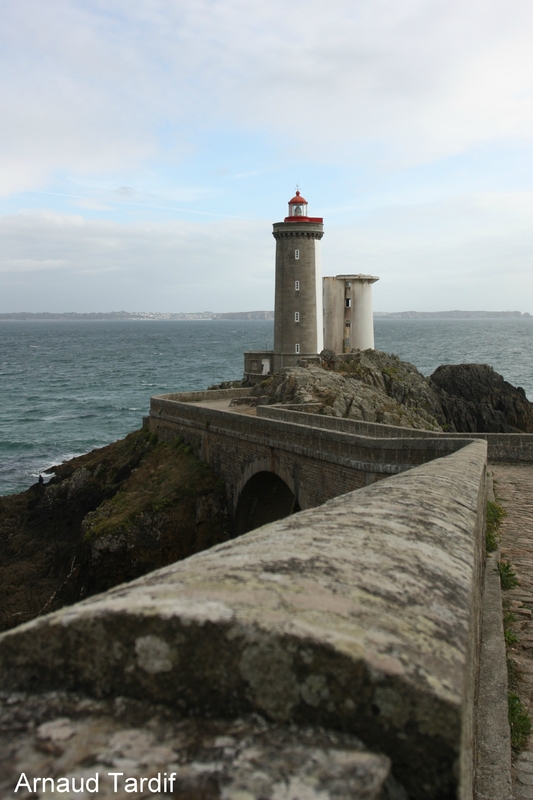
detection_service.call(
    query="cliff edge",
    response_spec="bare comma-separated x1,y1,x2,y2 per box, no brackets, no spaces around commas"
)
0,429,229,633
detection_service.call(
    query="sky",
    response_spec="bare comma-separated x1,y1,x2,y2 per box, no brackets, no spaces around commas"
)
1,0,532,313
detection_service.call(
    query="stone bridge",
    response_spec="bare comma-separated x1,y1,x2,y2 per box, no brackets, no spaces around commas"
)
3,387,531,798
147,387,475,535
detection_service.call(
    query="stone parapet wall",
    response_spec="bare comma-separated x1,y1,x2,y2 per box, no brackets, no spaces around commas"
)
162,387,251,403
151,386,533,465
257,403,442,438
482,433,533,461
257,404,533,461
149,391,475,514
0,441,488,799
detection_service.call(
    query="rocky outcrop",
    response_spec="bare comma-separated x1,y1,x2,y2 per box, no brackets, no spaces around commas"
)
0,430,229,632
430,364,533,433
252,350,445,431
251,351,533,435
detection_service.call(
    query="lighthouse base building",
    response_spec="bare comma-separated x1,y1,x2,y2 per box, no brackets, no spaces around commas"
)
244,191,379,381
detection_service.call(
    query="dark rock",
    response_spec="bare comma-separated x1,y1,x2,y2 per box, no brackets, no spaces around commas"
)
0,430,229,632
429,364,533,433
319,348,337,368
208,379,248,390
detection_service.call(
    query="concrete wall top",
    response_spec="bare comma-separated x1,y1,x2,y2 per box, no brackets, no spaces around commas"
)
160,387,251,403
0,441,487,799
257,403,533,461
257,403,447,437
334,274,380,282
150,393,475,472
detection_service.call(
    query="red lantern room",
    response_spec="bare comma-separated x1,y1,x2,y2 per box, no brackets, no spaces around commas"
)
285,190,323,223
288,190,308,218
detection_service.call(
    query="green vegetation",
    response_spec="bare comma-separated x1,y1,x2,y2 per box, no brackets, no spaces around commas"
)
498,560,520,591
496,538,532,751
507,654,520,690
381,366,401,379
509,692,532,751
486,500,507,552
503,601,532,751
503,611,519,646
490,491,532,752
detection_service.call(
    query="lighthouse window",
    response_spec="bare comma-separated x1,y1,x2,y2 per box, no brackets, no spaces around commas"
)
295,344,300,354
295,250,300,259
295,281,300,291
345,321,351,327
295,312,300,322
345,298,352,308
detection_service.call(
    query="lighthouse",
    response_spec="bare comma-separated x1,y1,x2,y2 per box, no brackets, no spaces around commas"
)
243,188,379,382
272,191,324,372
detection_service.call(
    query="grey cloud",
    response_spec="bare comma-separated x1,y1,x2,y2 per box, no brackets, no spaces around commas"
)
1,0,533,196
1,196,532,313
0,212,274,312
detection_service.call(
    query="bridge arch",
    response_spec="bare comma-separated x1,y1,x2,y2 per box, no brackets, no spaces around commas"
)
233,459,307,538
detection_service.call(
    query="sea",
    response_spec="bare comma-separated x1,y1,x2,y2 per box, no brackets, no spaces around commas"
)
1,317,532,496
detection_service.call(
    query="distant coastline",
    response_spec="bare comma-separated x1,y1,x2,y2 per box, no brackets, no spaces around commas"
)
0,310,274,321
374,310,532,319
0,309,530,321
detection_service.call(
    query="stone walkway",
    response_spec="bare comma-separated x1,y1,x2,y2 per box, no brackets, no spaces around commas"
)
491,463,533,798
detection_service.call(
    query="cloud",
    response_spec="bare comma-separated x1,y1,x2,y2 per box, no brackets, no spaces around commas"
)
1,1,532,315
1,0,532,197
1,258,70,273
0,211,274,312
1,195,532,313
327,191,533,310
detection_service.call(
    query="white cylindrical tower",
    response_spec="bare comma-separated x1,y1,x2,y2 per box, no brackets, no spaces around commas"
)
350,276,378,350
323,274,379,353
272,191,324,372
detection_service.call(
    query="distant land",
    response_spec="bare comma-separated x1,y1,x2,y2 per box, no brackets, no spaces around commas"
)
373,310,532,319
0,310,530,321
0,310,274,321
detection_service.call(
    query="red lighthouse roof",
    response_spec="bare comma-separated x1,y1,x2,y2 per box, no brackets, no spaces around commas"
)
288,190,308,205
